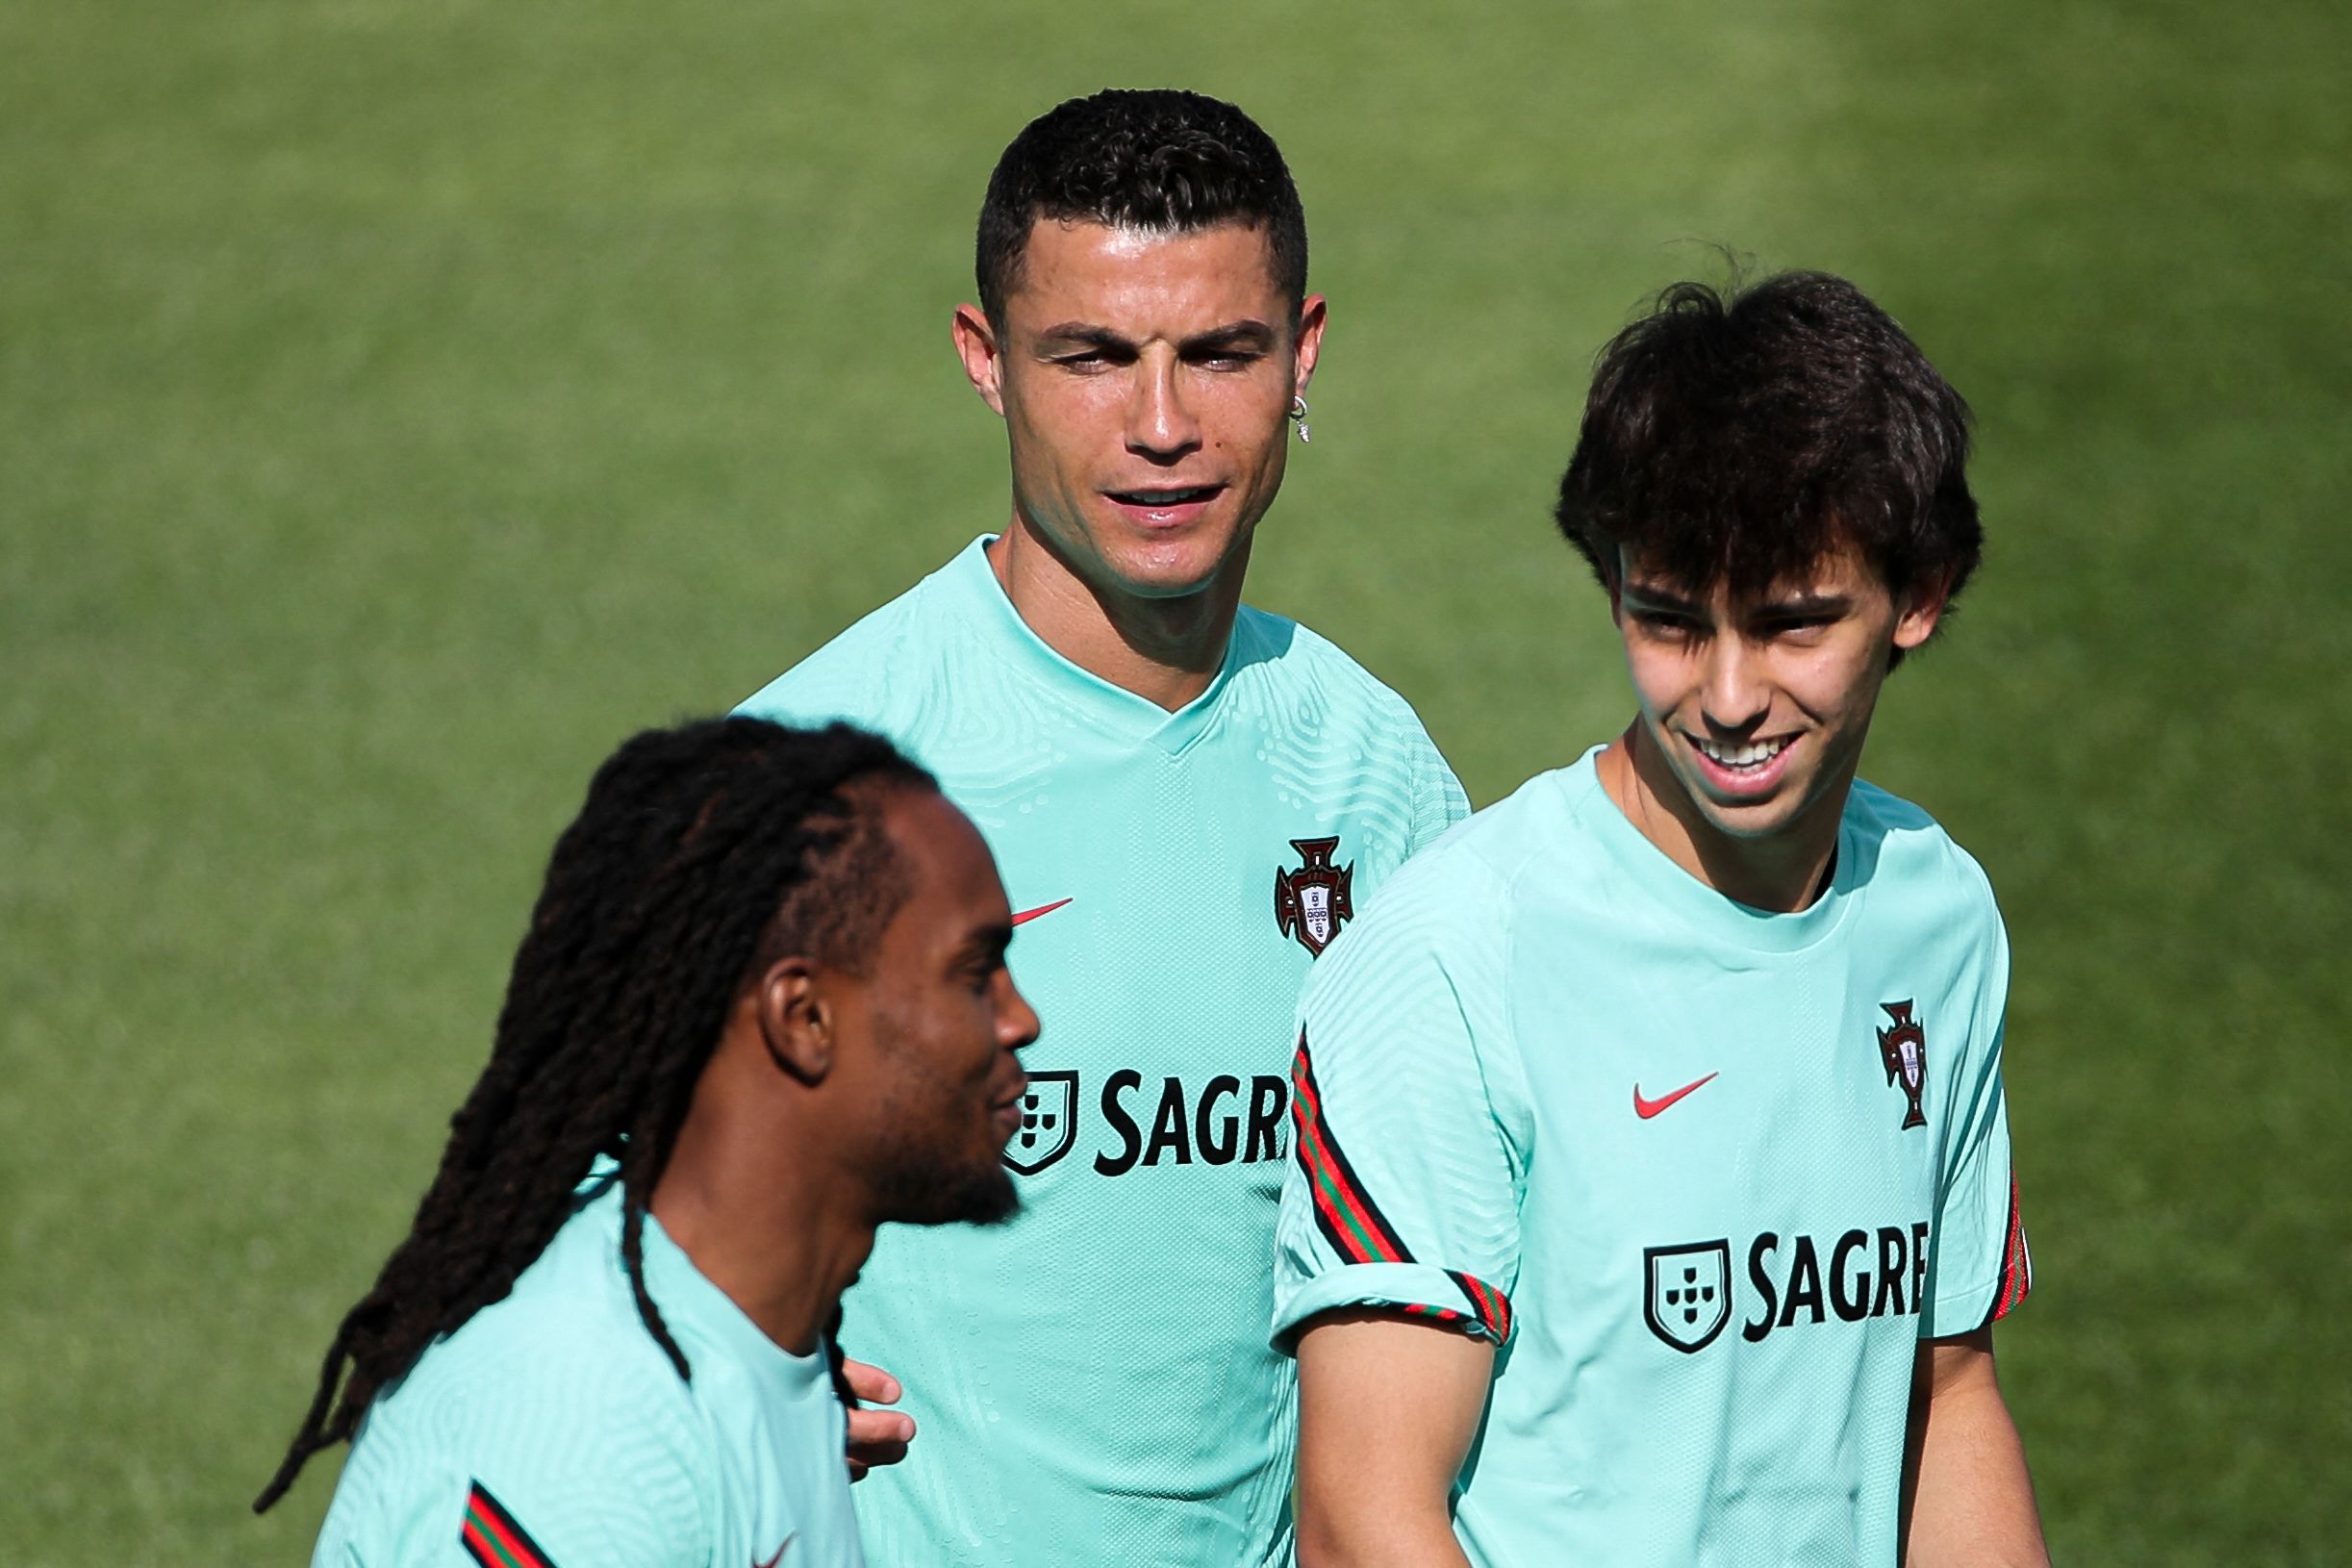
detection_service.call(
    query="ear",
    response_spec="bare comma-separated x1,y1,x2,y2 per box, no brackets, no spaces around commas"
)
952,304,1006,417
1291,293,1328,397
755,957,834,1085
1892,569,1954,652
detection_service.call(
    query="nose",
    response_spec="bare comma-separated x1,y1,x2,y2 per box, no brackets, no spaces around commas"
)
1700,634,1770,732
1125,352,1201,461
998,973,1042,1053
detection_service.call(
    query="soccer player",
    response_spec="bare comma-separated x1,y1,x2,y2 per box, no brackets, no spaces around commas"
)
1277,273,2049,1566
738,90,1466,1562
254,718,1039,1566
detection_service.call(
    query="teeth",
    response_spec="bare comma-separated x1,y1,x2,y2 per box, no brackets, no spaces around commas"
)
1694,737,1787,770
1114,487,1214,505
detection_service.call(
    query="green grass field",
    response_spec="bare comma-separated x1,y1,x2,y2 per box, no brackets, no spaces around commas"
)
4,0,2346,1560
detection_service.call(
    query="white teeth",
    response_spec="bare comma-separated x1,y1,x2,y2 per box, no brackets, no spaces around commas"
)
1694,737,1787,770
1114,487,1214,505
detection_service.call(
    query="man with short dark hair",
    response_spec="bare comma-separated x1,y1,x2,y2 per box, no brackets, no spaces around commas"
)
1279,273,2049,1566
741,89,1464,1562
257,718,1038,1567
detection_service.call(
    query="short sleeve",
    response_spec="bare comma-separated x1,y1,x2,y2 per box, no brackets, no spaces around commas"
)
316,1340,715,1568
1274,849,1529,1350
1920,912,2034,1335
1407,729,1473,854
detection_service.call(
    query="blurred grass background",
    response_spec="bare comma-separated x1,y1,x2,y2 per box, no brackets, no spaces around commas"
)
3,0,2345,1560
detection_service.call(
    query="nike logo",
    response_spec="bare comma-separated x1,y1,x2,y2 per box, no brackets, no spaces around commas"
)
753,1535,797,1568
1013,898,1072,925
1633,1073,1719,1119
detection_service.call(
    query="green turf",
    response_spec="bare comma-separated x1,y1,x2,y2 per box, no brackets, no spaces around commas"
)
3,0,2345,1559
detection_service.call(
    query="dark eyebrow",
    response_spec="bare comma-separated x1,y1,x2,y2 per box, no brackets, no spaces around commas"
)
1035,323,1136,353
1179,320,1277,354
1621,580,1703,614
1757,592,1854,616
966,923,1015,966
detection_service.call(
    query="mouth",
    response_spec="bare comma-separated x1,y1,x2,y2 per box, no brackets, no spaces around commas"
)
990,1075,1029,1143
1684,732,1797,797
1102,484,1225,526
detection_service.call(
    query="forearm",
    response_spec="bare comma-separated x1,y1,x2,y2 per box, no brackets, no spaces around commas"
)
1905,1335,2049,1568
1296,1505,1472,1568
1295,1312,1491,1568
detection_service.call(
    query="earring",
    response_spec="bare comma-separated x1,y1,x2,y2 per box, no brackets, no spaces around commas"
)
1289,393,1311,444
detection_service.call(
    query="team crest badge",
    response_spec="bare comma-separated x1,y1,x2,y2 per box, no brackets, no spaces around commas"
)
1274,836,1354,957
1001,1070,1078,1175
1643,1240,1732,1353
1876,999,1930,1130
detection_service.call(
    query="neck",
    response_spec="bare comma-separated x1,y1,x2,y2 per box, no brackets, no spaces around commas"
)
988,521,1246,712
649,1109,873,1360
1597,721,1847,914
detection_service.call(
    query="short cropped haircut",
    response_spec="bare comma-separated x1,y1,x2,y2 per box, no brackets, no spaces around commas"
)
1555,271,1982,628
975,89,1308,328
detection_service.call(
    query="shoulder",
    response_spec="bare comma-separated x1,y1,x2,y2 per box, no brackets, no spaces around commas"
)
738,538,1004,730
1404,769,1581,894
736,576,937,729
380,1273,706,1450
1317,771,1571,966
1230,607,1443,745
332,1300,714,1564
1847,778,2003,931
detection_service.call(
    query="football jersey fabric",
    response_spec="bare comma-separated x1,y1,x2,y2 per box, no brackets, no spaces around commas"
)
313,1176,861,1568
1274,749,2032,1568
737,536,1467,1566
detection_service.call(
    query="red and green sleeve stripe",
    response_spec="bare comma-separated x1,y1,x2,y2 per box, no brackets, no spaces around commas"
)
1291,1032,1413,1266
463,1481,559,1568
1990,1171,2033,1321
1292,1032,1514,1344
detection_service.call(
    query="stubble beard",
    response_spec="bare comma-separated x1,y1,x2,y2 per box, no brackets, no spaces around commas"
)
871,1133,1021,1228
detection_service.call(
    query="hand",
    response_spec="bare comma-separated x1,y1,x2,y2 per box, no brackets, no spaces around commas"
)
842,1358,916,1480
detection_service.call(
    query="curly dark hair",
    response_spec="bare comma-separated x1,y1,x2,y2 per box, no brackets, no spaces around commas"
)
254,717,934,1512
1555,270,1982,656
975,88,1308,328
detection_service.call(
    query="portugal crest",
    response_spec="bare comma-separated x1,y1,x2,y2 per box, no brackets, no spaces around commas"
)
1875,999,1929,1130
1001,1070,1078,1175
1643,1240,1732,1353
1274,837,1354,957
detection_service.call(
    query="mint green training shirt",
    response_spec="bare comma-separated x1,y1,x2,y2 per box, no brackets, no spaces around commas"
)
313,1176,861,1568
738,536,1467,1566
1275,750,2033,1567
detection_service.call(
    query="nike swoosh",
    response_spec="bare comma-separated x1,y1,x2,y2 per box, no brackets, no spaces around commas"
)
1013,898,1072,925
1633,1072,1719,1119
753,1534,797,1568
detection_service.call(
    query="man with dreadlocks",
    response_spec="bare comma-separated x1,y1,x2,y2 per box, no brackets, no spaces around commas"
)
256,717,1039,1566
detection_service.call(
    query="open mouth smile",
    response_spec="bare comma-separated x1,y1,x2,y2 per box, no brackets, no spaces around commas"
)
1685,732,1797,796
1692,735,1789,771
1103,484,1225,522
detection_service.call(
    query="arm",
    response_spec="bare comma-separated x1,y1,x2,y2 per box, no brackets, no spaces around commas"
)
1295,1310,1491,1568
1901,1328,2050,1568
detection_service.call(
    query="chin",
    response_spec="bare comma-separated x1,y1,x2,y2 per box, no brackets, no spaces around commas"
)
1101,522,1248,591
1101,550,1228,601
936,1166,1021,1227
881,1159,1022,1228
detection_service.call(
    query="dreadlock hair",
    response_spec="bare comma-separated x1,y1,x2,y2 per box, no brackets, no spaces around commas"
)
975,88,1309,330
255,717,934,1512
1555,270,1981,669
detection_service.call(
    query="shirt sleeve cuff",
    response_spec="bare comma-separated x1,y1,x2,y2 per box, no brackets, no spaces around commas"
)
1274,1261,1513,1353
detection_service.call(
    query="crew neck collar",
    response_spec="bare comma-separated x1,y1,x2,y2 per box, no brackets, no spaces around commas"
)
936,535,1243,755
1558,746,1859,954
